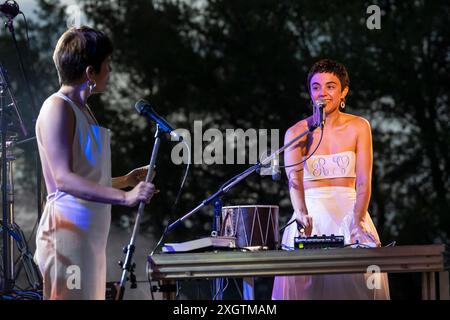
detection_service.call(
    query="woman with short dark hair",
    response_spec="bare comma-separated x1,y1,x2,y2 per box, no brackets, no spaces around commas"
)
272,59,390,300
34,26,155,300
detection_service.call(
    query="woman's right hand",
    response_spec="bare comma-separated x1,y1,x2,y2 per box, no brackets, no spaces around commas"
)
124,181,156,207
294,211,313,236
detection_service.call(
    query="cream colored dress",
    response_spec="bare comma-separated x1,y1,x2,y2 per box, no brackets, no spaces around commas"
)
272,152,390,300
34,92,111,300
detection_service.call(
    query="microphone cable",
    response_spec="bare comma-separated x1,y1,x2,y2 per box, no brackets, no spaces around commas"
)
147,139,190,299
280,125,324,169
171,139,191,215
150,139,191,256
150,122,319,254
221,123,325,184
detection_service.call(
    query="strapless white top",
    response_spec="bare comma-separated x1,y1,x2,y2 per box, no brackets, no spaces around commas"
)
303,151,356,181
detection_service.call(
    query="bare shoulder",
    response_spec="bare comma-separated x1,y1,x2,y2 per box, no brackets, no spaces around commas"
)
40,95,71,114
36,95,76,142
38,95,74,126
285,116,313,139
344,114,371,132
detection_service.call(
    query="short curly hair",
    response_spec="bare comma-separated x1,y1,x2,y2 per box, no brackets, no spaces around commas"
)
53,26,113,85
307,59,349,92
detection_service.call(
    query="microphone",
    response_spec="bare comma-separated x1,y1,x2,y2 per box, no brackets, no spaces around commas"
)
134,100,182,141
314,99,326,129
0,0,20,19
271,157,281,181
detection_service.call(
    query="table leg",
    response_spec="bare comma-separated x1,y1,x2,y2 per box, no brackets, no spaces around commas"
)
439,271,449,300
429,272,436,300
422,272,437,300
162,280,176,300
422,272,430,300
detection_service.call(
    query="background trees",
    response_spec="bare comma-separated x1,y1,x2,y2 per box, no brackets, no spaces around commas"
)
1,0,448,299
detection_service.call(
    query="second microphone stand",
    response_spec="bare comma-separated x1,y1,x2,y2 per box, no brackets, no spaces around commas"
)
165,121,321,235
115,125,162,300
0,61,29,293
160,121,321,300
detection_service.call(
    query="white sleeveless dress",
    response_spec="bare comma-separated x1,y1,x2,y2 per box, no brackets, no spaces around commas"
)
34,92,111,300
272,152,390,300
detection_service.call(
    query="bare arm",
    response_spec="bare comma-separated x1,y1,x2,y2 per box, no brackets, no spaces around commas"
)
284,125,313,235
39,99,152,206
353,118,373,223
285,128,308,214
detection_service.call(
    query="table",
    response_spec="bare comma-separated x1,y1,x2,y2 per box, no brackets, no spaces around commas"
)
148,244,449,300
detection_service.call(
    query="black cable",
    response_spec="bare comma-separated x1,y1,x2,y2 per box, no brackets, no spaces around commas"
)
25,218,38,251
149,226,168,256
19,12,31,53
10,222,41,290
18,10,43,243
4,11,43,268
232,278,243,300
149,140,191,255
5,15,37,117
281,126,324,169
145,141,191,299
279,218,297,233
170,140,191,217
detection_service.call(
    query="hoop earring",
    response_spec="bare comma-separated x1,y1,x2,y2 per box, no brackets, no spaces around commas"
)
88,80,97,94
340,100,346,109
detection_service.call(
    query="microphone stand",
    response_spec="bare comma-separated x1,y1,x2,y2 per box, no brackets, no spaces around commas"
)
0,61,29,293
0,62,13,293
4,10,42,225
160,122,319,300
5,14,38,117
212,198,223,300
165,121,320,235
115,125,162,300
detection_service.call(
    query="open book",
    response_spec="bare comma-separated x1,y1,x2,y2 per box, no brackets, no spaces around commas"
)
162,236,236,253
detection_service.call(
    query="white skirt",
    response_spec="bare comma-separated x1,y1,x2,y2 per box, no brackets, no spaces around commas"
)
34,191,111,300
272,187,390,300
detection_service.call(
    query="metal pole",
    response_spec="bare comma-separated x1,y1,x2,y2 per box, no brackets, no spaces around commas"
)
7,152,15,281
115,125,162,300
0,72,12,292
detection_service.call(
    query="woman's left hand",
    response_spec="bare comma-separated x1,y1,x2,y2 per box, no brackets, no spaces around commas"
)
349,218,380,247
126,165,155,187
